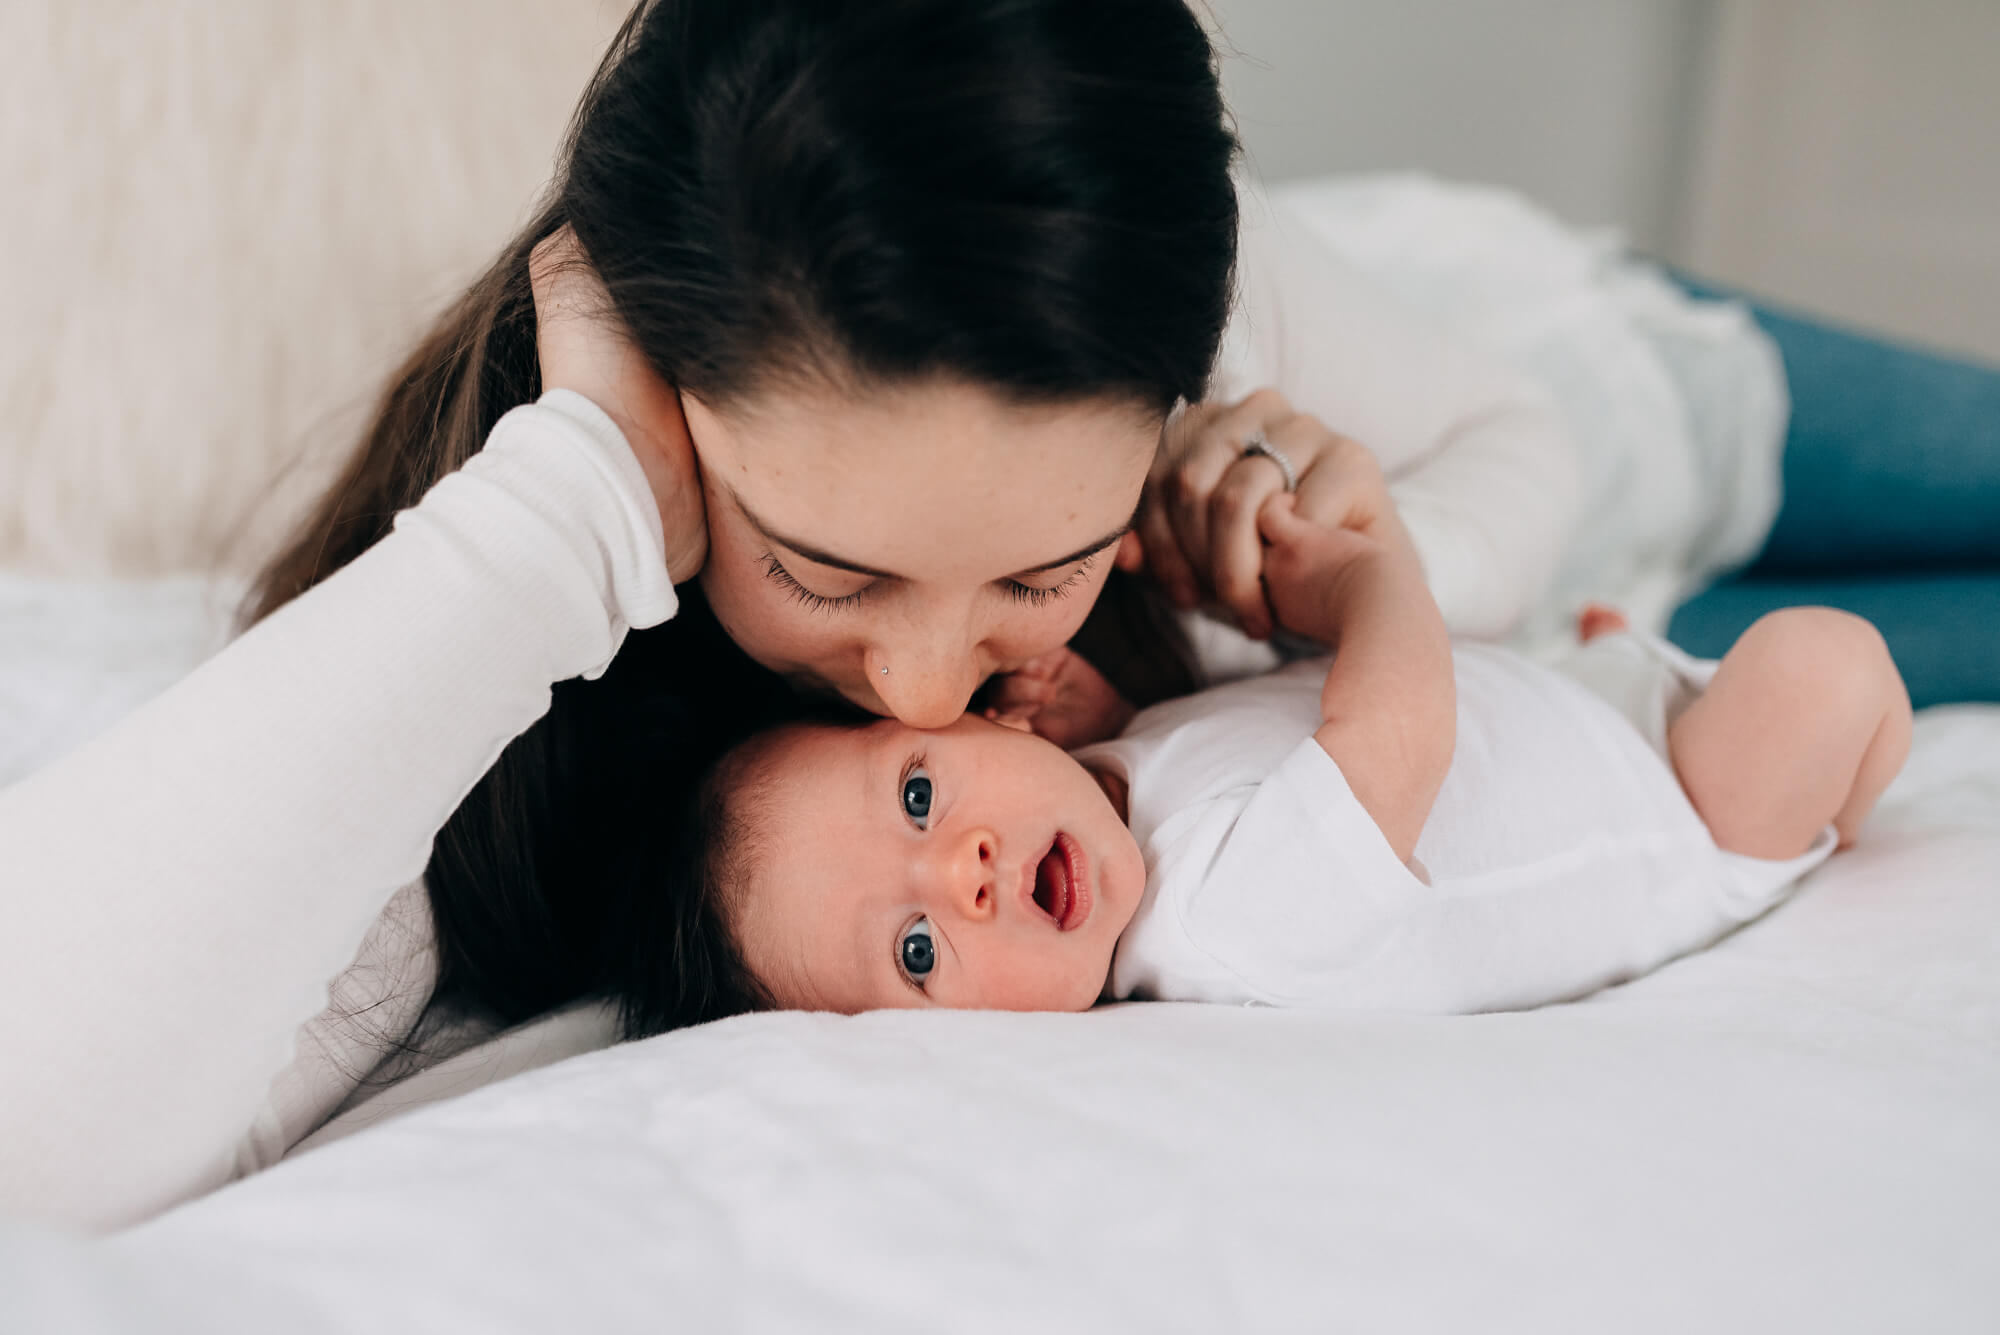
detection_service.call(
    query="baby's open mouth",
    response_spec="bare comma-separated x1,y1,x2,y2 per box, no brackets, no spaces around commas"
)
1032,832,1091,932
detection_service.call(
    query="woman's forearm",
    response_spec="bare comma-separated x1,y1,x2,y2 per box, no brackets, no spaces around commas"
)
0,391,673,1230
1219,185,1582,641
1391,390,1581,640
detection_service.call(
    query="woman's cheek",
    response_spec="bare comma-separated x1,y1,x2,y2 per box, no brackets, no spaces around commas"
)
697,542,823,664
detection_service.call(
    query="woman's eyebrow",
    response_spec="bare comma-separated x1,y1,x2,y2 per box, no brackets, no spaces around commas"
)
731,486,1134,580
1013,520,1133,575
730,488,897,578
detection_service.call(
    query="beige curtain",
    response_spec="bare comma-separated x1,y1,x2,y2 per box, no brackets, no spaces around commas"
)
0,0,623,576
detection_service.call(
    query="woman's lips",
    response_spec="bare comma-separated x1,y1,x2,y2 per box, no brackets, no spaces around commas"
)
1031,831,1092,931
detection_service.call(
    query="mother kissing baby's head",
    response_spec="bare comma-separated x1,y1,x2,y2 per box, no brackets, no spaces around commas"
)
245,0,1241,1042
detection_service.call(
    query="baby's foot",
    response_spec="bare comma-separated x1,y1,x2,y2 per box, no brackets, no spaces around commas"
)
1577,603,1630,643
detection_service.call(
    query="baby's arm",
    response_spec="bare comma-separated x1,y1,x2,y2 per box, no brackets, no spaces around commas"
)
1256,489,1456,863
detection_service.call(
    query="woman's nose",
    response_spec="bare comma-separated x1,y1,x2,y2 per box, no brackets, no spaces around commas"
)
924,827,998,923
868,641,985,730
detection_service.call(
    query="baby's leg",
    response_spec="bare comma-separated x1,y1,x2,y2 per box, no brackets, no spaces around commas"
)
1667,608,1912,859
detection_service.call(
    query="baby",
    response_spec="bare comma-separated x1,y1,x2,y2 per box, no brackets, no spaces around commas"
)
690,461,1911,1017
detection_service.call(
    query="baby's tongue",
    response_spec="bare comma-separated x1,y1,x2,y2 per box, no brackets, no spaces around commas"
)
1034,840,1069,921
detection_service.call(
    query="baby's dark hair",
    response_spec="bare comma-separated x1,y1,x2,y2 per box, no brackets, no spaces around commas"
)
607,715,863,1037
603,728,777,1037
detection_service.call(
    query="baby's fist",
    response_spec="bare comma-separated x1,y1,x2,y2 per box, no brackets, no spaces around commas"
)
1255,496,1385,643
985,647,1137,750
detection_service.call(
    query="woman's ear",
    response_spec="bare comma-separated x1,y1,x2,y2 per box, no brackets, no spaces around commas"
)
1115,529,1145,572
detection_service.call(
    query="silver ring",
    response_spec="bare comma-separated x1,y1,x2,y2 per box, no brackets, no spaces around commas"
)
1241,430,1298,493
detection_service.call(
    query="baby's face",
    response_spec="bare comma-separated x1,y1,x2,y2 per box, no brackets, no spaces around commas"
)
730,715,1146,1013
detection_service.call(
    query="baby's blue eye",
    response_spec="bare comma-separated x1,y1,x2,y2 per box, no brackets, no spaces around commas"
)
899,917,936,986
902,766,933,829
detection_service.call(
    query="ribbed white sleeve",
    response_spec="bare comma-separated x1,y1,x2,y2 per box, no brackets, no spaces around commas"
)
0,390,675,1231
1213,187,1582,640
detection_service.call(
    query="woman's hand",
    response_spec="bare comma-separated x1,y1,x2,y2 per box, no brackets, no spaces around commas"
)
529,228,708,584
1126,389,1392,640
983,647,1137,750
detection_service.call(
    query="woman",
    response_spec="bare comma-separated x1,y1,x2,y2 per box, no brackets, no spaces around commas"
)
0,0,1574,1229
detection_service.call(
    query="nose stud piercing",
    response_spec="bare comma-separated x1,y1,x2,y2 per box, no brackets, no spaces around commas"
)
881,665,890,676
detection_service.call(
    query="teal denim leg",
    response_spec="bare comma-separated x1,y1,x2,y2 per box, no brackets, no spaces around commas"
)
1673,278,2000,573
1669,571,2000,709
1667,280,2000,705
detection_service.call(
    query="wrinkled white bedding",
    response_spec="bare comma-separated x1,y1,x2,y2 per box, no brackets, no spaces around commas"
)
0,574,238,789
3,568,1996,1330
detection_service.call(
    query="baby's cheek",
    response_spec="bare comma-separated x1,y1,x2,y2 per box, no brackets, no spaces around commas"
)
974,948,1094,1014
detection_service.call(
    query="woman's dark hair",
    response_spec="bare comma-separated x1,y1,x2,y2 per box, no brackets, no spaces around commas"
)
248,0,1238,1038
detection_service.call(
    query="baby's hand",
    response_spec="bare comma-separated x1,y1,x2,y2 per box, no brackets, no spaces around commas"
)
985,647,1136,750
1129,389,1396,638
1255,495,1391,645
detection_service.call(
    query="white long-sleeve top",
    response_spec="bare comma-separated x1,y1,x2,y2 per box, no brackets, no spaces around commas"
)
0,391,675,1230
0,193,1579,1232
1215,187,1581,641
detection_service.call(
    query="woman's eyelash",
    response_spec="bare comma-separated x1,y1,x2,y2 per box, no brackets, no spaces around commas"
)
1006,564,1094,607
761,554,869,613
764,549,1098,611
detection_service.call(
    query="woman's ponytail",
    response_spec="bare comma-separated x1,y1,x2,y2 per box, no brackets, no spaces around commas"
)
245,219,553,623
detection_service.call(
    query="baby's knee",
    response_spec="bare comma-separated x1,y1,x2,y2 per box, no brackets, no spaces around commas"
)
1737,607,1899,718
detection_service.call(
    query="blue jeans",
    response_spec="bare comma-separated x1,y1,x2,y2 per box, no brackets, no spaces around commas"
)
1667,282,2000,707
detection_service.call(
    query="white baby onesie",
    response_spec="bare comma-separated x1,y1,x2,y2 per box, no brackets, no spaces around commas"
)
1075,641,1833,1013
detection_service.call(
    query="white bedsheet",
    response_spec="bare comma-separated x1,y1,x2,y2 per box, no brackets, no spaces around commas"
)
0,574,238,789
4,650,1994,1329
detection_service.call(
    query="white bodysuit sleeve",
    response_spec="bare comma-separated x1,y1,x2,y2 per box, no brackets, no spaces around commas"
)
1110,735,1422,1007
1212,187,1582,639
0,390,675,1230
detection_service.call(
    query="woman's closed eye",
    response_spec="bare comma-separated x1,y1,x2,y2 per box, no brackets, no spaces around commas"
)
898,915,937,989
1005,543,1114,606
760,553,874,613
1004,564,1090,607
761,550,1102,613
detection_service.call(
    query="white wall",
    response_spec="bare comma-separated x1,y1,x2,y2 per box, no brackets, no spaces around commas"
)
1204,0,1711,253
1680,0,2000,365
1204,0,2000,365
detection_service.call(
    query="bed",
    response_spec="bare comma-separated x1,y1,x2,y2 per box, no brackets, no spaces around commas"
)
2,577,1998,1332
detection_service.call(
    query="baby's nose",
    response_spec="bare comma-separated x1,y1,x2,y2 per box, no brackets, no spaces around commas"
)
930,827,999,922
